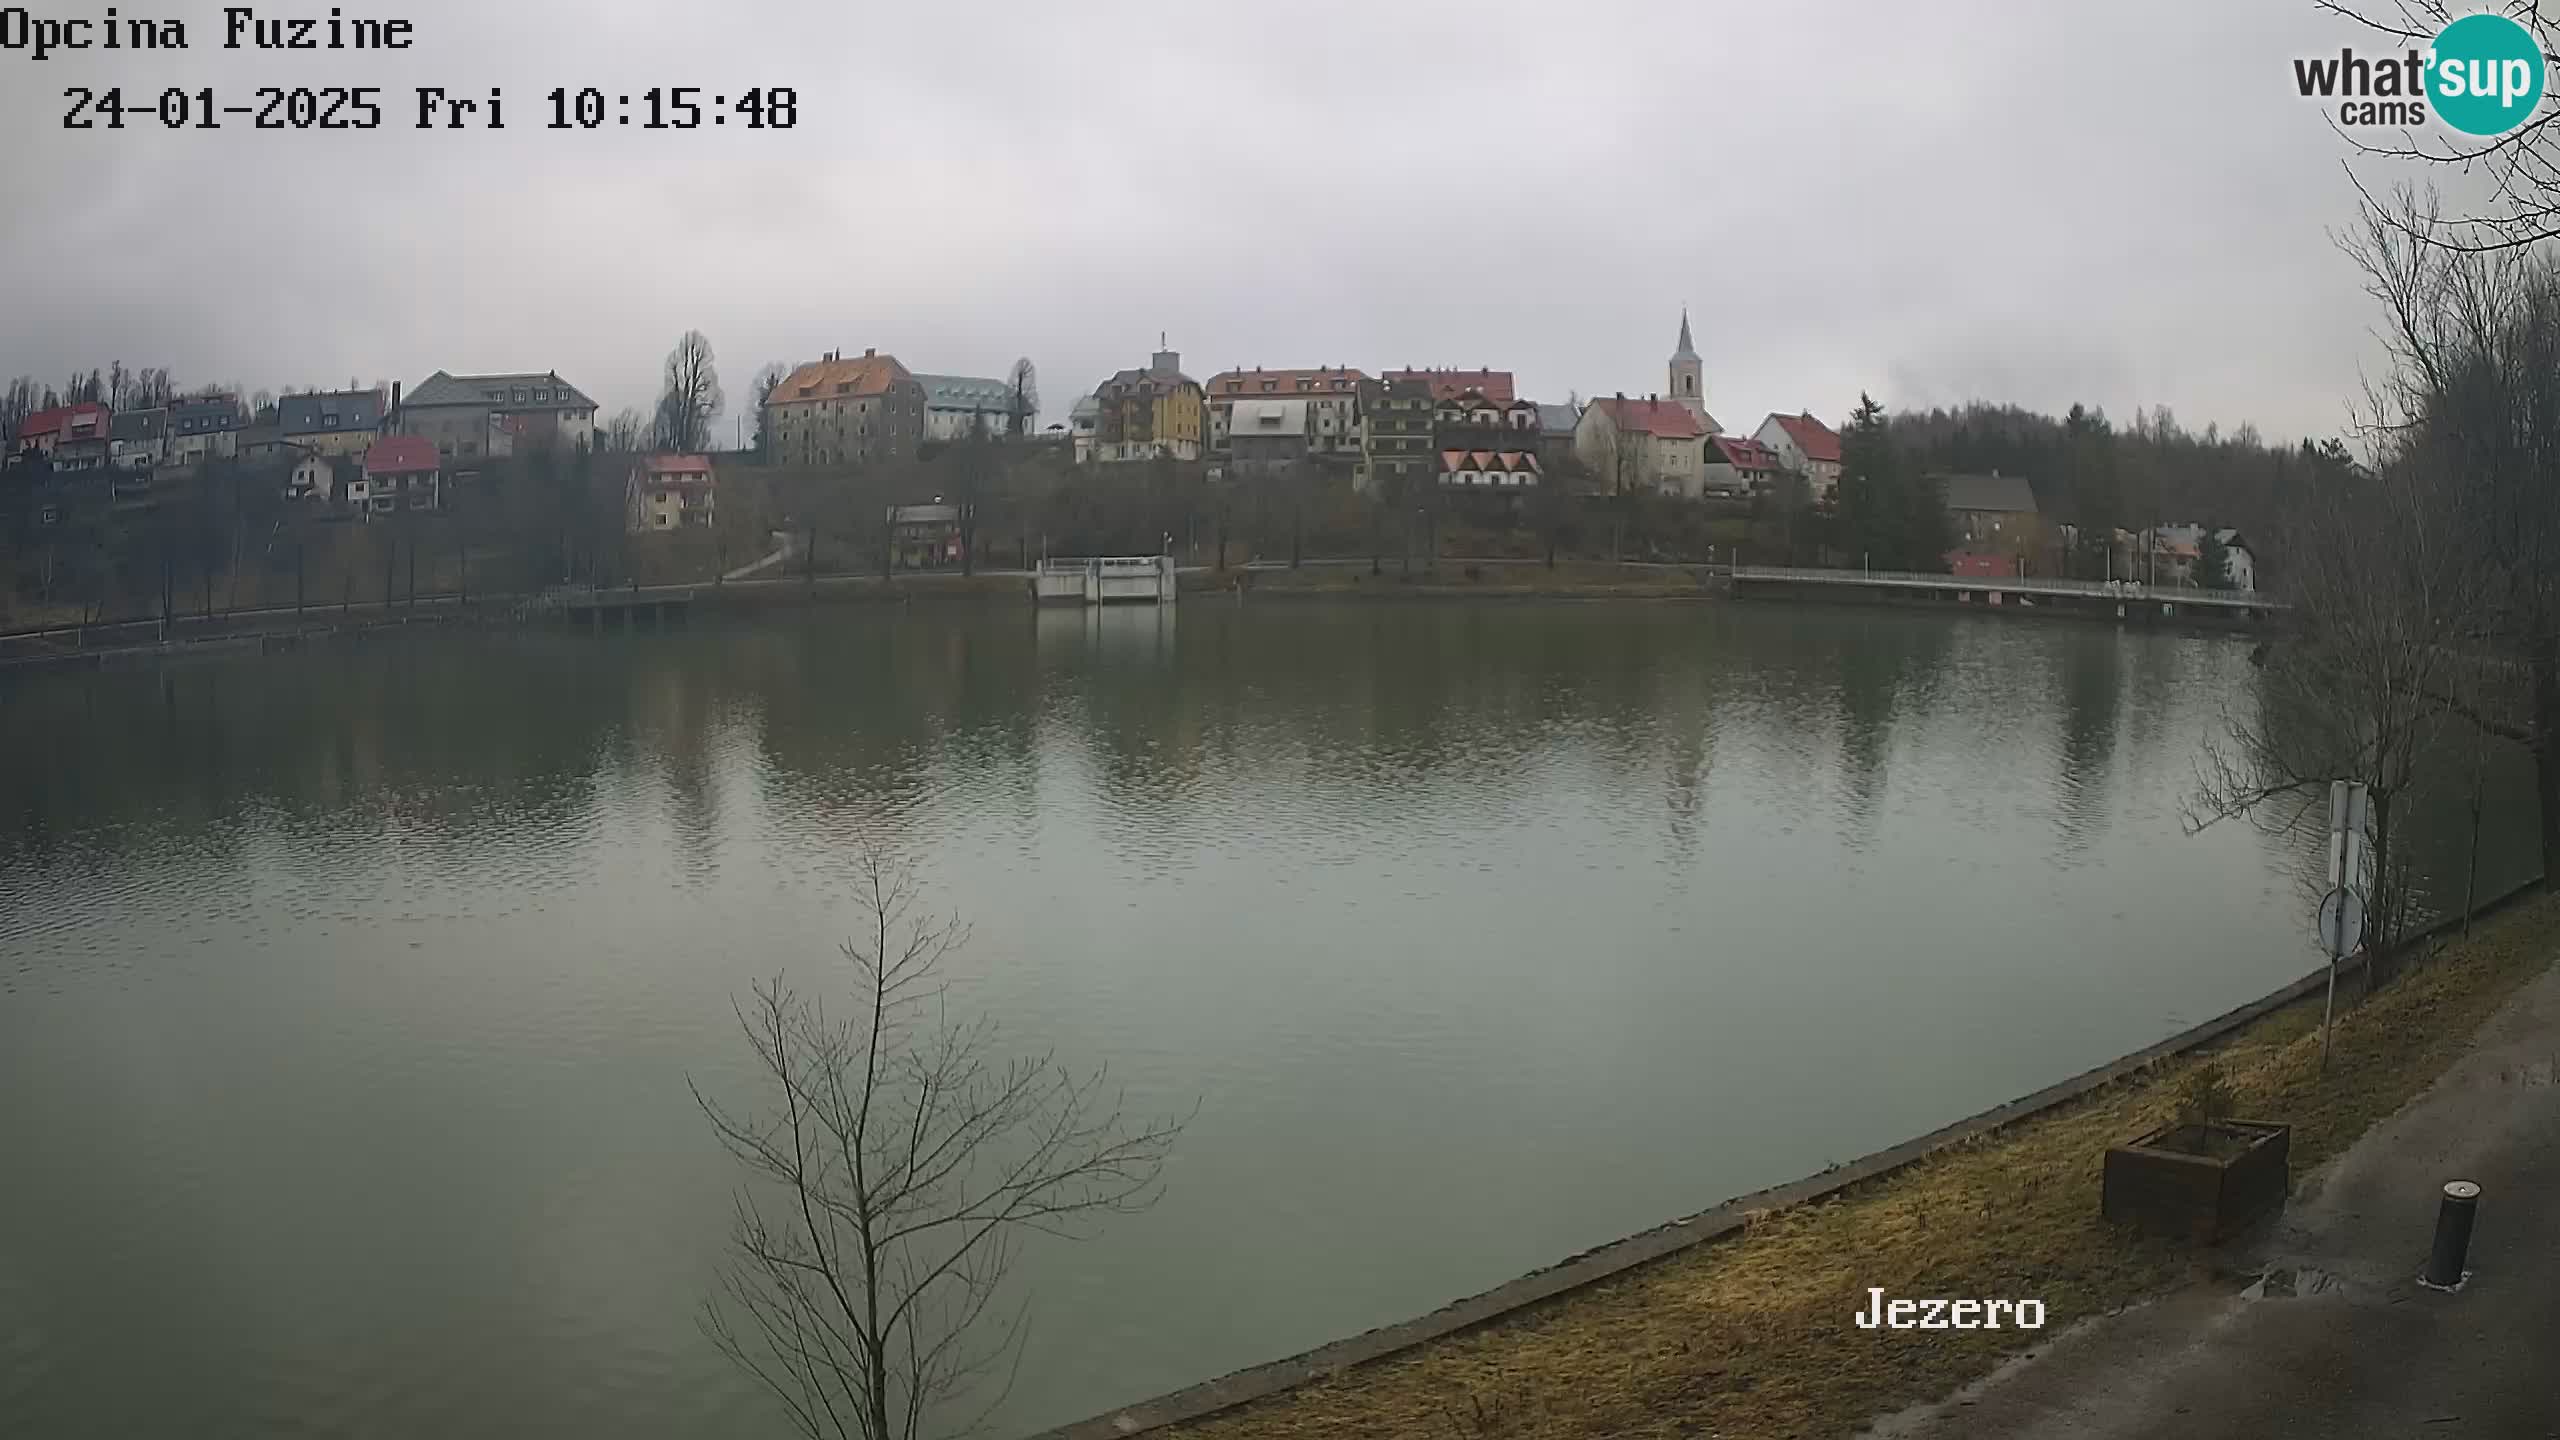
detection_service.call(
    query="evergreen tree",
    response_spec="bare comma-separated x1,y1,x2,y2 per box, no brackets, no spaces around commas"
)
1838,393,1948,571
2195,529,2230,590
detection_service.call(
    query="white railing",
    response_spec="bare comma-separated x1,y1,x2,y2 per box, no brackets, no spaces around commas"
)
1728,564,2277,608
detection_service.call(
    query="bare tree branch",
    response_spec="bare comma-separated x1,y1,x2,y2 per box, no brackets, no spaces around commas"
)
694,842,1187,1440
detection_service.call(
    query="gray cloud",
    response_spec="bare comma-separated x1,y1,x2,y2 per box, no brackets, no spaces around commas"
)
0,0,2487,441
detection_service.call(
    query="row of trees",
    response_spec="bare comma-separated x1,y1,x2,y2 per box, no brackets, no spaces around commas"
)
2197,187,2560,980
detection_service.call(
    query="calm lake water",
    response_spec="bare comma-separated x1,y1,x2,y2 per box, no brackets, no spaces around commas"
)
0,600,2538,1438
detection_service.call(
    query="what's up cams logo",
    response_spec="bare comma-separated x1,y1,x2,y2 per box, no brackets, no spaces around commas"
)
2296,11,2548,135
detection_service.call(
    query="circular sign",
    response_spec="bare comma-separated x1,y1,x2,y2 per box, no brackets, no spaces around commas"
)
2317,886,2366,956
2429,13,2547,137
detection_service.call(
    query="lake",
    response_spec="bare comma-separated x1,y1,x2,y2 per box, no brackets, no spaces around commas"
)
0,600,2537,1437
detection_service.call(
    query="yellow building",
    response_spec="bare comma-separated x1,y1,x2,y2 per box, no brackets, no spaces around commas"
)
278,388,388,458
1091,340,1204,463
627,454,716,534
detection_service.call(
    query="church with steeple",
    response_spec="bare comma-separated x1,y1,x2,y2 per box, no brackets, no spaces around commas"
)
1669,307,1710,426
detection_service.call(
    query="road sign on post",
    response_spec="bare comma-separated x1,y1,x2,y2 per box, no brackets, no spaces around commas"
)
2319,779,2372,1072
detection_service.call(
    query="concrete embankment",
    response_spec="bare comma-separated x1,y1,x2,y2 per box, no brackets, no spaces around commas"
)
1032,880,2554,1440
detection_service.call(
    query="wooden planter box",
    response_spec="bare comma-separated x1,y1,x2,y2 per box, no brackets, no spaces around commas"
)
2102,1120,2290,1244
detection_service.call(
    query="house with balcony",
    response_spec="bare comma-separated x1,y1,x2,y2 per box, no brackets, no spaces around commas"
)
1432,386,1543,495
1205,366,1366,468
110,408,166,472
627,454,717,533
1354,375,1435,495
1091,341,1205,464
354,435,441,519
13,403,112,472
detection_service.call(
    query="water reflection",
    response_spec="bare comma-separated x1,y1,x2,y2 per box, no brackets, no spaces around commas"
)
0,601,2539,1440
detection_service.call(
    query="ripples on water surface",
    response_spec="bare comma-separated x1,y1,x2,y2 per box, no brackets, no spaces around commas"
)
0,601,2538,1438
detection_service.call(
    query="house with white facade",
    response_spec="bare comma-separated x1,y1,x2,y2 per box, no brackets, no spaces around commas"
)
914,373,1022,443
1754,411,1843,500
1576,395,1711,497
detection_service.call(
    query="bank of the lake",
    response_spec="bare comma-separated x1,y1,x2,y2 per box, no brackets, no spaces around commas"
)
0,601,2535,1440
1076,886,2560,1440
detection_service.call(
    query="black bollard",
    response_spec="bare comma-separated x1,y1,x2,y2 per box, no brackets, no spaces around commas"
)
2423,1180,2480,1289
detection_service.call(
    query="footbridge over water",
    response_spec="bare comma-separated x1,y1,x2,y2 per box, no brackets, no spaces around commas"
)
1729,565,2280,623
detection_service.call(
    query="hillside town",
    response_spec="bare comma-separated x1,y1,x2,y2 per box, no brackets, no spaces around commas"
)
0,311,2262,618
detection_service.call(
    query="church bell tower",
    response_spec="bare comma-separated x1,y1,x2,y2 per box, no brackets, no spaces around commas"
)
1669,307,1704,421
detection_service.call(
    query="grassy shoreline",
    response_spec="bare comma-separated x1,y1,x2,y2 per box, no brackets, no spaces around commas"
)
1169,893,2560,1440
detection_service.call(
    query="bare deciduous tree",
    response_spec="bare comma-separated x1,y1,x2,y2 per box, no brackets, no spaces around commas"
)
693,848,1184,1440
2344,188,2560,878
656,329,725,454
2190,460,2485,1006
603,406,652,455
1006,359,1039,440
2320,1,2560,251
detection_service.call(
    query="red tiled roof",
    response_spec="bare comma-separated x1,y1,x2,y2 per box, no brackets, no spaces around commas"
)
15,402,110,443
638,453,714,476
775,353,911,404
364,435,440,474
1383,368,1515,404
1768,411,1842,464
1711,435,1780,469
1592,396,1706,440
1206,366,1368,396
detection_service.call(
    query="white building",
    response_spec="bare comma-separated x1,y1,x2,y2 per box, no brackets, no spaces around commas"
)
1068,393,1099,465
1576,395,1711,497
1753,411,1842,500
915,373,1022,443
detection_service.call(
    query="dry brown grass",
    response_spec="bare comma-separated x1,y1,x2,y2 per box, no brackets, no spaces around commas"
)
1182,893,2560,1440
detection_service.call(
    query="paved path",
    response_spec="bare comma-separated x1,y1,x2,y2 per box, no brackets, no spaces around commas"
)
1874,955,2560,1440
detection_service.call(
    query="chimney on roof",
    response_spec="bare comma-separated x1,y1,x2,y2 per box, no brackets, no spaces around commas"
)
390,381,402,427
864,348,876,358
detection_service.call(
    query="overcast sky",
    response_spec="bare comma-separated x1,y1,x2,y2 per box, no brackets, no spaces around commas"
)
0,0,2484,442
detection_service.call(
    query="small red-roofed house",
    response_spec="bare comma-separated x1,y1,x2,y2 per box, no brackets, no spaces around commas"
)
354,435,441,519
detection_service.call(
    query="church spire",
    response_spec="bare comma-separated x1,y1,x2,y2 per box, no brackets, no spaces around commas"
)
1668,306,1705,421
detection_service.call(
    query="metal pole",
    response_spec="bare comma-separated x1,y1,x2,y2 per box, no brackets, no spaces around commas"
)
2424,1180,2481,1289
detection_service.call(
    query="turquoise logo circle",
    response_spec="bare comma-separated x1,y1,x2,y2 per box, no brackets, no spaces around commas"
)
2429,13,2546,136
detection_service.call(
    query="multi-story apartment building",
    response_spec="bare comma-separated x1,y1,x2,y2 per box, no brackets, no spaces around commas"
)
1380,367,1515,403
1203,366,1366,465
1354,375,1435,494
1091,342,1204,464
400,371,597,460
627,454,717,533
1431,386,1544,492
766,349,927,467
